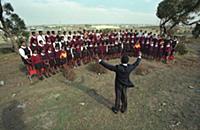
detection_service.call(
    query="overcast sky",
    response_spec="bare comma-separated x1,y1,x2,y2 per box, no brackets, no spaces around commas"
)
4,0,162,25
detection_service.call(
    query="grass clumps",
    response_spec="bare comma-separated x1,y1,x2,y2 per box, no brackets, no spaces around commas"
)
62,64,76,81
87,62,107,74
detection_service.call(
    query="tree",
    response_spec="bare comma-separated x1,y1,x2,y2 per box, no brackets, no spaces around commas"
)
0,0,27,52
192,23,200,38
156,0,200,35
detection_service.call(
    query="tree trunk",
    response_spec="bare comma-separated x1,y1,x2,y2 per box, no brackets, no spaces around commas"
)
10,36,18,52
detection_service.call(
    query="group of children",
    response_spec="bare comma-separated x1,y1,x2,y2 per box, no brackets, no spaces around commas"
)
19,29,179,80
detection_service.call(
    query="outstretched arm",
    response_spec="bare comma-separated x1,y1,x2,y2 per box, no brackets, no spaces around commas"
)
130,52,142,71
99,59,116,72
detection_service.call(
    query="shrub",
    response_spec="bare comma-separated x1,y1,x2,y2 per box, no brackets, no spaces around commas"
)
134,64,154,76
175,43,188,55
87,62,107,74
62,64,76,81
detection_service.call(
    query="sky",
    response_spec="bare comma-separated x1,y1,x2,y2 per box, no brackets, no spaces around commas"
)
4,0,162,25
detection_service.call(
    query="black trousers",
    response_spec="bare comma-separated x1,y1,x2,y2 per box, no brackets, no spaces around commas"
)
115,84,127,111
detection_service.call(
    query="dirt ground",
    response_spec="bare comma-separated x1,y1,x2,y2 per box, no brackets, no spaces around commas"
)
0,38,199,130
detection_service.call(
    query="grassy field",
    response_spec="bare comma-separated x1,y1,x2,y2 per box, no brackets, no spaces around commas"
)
0,38,199,130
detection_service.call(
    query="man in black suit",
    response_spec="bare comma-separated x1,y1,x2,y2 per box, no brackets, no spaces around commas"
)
98,52,142,114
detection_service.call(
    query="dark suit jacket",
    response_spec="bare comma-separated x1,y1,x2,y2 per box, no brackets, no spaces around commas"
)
99,58,141,88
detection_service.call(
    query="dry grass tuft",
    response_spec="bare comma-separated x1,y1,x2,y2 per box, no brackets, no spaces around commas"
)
87,62,107,74
134,64,155,76
62,64,76,81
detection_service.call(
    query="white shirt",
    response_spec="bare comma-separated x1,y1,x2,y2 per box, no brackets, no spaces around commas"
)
37,35,46,44
18,46,32,59
53,41,62,50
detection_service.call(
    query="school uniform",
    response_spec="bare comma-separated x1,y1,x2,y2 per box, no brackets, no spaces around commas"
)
44,42,53,52
60,40,66,49
47,51,56,67
165,43,171,57
37,43,45,54
70,47,76,59
98,45,105,58
37,35,46,45
55,49,61,66
41,52,49,68
75,46,82,59
140,36,145,52
134,43,141,57
45,35,51,43
159,44,164,59
50,35,57,43
88,43,94,57
65,47,72,63
31,54,42,70
145,40,150,55
19,46,32,65
53,41,62,50
153,43,159,58
149,42,154,56
29,36,38,51
60,50,67,65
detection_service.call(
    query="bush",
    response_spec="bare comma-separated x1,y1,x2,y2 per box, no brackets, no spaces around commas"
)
175,43,188,55
87,62,107,74
135,64,151,76
62,64,76,81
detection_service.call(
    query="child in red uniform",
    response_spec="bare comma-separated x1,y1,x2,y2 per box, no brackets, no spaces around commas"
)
45,38,53,52
98,42,104,59
158,40,165,61
45,31,51,42
60,47,67,67
38,40,45,53
149,40,154,59
134,41,141,57
75,44,82,66
153,42,159,60
41,49,51,77
70,44,76,67
82,43,89,64
31,50,43,80
47,47,56,74
55,46,62,71
29,32,38,52
50,31,57,43
66,44,73,66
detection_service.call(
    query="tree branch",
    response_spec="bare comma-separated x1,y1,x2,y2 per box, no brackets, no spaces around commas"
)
182,19,200,25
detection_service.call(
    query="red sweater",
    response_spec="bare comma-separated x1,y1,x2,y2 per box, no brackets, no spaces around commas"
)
30,36,38,47
31,54,42,64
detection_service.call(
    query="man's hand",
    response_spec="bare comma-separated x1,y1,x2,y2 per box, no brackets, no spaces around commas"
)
98,59,102,63
94,55,102,63
138,51,142,58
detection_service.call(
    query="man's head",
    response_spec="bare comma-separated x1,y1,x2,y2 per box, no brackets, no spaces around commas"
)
121,54,129,64
39,31,43,35
21,41,26,47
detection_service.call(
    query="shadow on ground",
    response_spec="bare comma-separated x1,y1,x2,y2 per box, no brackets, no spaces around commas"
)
2,100,26,130
63,77,114,110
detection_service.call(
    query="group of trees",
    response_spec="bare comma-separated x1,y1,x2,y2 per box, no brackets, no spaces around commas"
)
0,0,26,52
156,0,200,37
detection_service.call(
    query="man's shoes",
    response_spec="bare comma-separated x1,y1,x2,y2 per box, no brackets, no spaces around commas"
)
120,109,126,113
111,107,118,114
120,107,127,113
